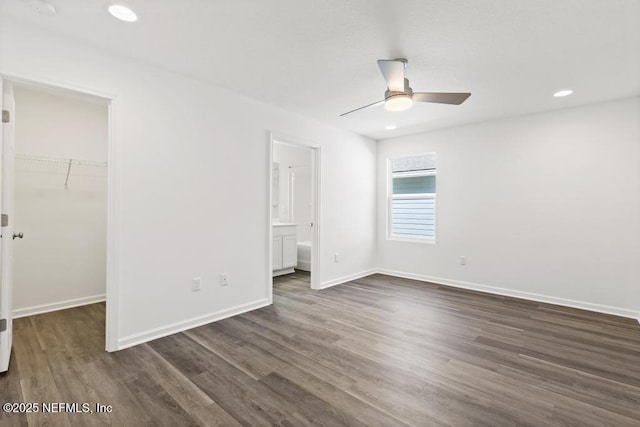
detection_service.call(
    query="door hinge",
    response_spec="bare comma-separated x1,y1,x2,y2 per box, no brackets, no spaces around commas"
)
2,110,9,123
1,214,7,227
0,319,6,333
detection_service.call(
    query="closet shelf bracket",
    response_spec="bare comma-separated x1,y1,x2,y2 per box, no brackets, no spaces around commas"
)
65,159,72,189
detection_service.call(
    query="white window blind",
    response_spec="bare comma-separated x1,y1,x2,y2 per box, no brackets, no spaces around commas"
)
389,154,436,240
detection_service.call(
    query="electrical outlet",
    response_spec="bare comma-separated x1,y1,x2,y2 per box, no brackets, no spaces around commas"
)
459,256,467,266
334,253,340,263
220,273,229,286
191,277,202,291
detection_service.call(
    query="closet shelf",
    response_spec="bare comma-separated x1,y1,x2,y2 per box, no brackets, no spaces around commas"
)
15,153,107,167
15,153,107,188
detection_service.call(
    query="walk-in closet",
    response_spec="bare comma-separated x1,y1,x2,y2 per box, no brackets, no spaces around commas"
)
12,84,108,319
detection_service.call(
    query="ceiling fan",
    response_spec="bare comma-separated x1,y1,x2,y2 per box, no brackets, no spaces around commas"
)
340,58,471,117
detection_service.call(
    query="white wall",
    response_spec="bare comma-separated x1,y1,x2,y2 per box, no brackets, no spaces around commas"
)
12,86,108,315
273,142,312,242
0,20,377,347
378,97,640,317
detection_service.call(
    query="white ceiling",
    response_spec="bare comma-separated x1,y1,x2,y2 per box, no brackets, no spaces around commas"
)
2,0,639,140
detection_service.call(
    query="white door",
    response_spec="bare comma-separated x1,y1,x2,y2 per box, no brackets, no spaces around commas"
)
0,77,15,373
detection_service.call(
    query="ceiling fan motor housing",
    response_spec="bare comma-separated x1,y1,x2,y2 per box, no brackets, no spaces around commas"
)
385,78,413,100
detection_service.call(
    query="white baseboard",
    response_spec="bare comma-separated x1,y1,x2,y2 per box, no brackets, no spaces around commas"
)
273,268,295,277
318,268,378,290
117,298,271,350
13,294,106,318
377,269,640,320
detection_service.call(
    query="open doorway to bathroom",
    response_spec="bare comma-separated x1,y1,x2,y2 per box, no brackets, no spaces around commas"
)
269,134,320,293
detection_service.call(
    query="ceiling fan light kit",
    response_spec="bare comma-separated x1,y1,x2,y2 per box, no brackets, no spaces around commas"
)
340,58,471,117
385,94,413,111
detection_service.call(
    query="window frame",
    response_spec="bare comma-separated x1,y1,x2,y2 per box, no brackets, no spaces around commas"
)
387,154,437,244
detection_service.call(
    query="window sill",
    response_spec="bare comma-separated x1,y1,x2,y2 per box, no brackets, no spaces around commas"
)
388,237,435,245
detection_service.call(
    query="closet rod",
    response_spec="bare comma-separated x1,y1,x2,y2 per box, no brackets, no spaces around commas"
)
14,153,107,167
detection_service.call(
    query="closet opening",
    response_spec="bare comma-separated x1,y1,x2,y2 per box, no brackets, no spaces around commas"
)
11,82,110,349
269,134,320,295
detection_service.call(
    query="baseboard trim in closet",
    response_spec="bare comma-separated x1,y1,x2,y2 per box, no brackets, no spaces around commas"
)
13,293,106,318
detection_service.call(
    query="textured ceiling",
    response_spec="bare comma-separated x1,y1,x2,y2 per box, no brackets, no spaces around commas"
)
2,0,639,140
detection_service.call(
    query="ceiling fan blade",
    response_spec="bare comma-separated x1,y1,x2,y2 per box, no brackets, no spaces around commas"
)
413,92,471,105
339,100,385,117
377,59,406,92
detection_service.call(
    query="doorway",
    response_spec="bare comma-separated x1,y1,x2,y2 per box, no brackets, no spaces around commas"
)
0,76,116,373
269,133,320,296
13,82,108,314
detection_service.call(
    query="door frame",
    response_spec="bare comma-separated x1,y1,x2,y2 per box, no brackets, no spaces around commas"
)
1,72,120,352
268,132,321,296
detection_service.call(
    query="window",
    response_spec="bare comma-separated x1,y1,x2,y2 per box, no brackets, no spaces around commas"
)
389,153,436,241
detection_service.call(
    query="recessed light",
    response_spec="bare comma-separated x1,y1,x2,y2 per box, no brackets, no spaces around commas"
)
108,4,138,22
385,125,397,130
28,0,57,16
553,89,573,98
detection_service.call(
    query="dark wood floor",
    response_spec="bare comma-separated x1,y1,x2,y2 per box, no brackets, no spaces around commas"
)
2,271,640,426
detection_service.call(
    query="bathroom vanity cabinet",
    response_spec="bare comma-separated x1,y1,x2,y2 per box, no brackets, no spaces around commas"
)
273,223,297,276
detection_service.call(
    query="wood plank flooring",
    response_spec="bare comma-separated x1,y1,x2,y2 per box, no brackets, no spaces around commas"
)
2,271,640,426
